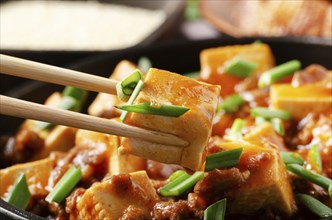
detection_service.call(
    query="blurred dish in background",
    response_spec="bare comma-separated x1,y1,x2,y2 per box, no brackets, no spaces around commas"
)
200,0,332,38
0,0,184,51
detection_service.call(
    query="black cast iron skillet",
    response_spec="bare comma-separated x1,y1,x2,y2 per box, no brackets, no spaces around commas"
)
1,37,332,220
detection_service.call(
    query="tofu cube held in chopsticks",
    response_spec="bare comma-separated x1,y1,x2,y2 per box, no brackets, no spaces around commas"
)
120,68,221,170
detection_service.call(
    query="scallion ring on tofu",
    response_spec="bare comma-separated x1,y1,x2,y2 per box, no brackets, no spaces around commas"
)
116,102,190,117
116,69,144,101
258,60,301,88
286,164,332,190
280,152,305,165
205,148,243,172
6,173,30,210
296,194,332,218
223,58,257,78
120,79,144,122
46,166,81,204
159,171,204,197
204,198,227,220
250,107,291,121
217,94,246,114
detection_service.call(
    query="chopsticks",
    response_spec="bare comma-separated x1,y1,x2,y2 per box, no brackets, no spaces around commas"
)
0,54,189,147
0,54,118,95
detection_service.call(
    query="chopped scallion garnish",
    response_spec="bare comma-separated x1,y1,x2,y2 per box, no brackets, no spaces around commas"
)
62,86,88,107
138,57,152,73
36,96,79,130
168,170,186,181
224,58,257,78
226,118,244,141
328,183,332,198
217,94,246,114
255,116,268,125
36,86,87,130
184,71,200,79
116,102,190,117
280,152,304,165
119,80,144,122
159,171,203,197
307,144,322,173
6,173,30,210
258,60,301,88
204,198,227,220
205,148,243,172
116,69,143,101
286,164,332,190
250,107,291,121
296,194,332,218
271,118,285,136
46,166,81,204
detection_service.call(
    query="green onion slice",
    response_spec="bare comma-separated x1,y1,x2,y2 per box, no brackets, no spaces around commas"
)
119,80,144,122
296,194,332,218
62,86,88,105
36,96,79,130
138,57,152,73
159,171,203,197
168,170,187,181
280,152,305,165
46,166,81,204
271,118,285,136
205,148,243,172
116,69,143,101
6,173,30,210
307,144,322,173
226,118,244,141
286,164,332,190
258,60,301,88
204,198,227,220
329,183,332,198
250,107,291,121
255,116,268,125
184,71,200,79
217,94,246,114
116,102,190,118
224,58,257,78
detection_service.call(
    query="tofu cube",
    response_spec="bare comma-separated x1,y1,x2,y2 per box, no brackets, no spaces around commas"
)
219,141,295,216
75,129,146,176
0,158,53,198
200,43,275,96
270,84,332,120
120,68,220,170
75,171,158,220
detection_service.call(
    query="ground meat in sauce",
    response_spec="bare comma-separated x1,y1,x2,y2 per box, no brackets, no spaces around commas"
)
121,205,151,220
48,144,109,189
291,64,328,87
108,173,132,193
0,129,44,167
153,200,199,220
65,188,86,219
146,160,184,180
193,168,248,205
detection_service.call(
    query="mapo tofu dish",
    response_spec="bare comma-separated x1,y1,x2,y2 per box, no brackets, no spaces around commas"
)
0,43,331,219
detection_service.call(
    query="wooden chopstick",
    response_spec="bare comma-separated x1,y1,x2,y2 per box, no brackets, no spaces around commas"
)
0,54,118,95
0,95,188,147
